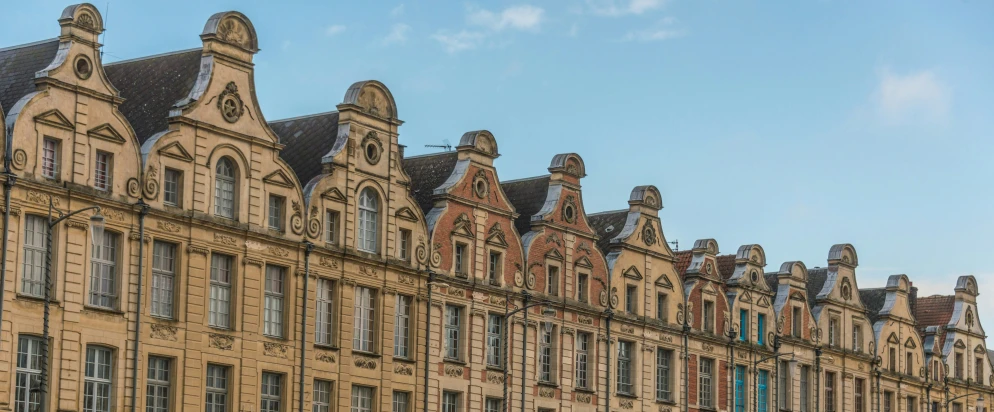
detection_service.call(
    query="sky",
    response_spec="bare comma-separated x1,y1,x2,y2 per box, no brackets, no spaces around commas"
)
3,1,993,343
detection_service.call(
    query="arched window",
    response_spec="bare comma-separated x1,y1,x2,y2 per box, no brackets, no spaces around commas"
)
358,188,378,252
215,158,236,219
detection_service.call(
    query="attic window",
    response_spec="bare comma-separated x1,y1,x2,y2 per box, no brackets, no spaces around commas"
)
74,55,92,80
751,271,759,283
364,142,381,165
563,204,576,223
605,225,614,233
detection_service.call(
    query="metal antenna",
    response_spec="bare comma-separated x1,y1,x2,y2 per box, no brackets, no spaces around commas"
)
669,239,679,251
100,2,110,60
424,144,452,152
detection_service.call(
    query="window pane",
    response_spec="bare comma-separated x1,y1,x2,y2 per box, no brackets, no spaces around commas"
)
151,242,176,318
260,373,282,412
264,266,284,337
353,287,375,352
22,215,47,297
316,279,335,345
209,254,233,329
90,232,119,309
146,356,170,412
206,364,229,412
394,295,410,357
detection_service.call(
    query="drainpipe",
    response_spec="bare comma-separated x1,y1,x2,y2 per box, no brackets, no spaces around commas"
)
129,200,150,412
816,347,822,412
0,124,17,343
297,241,314,412
683,294,691,412
520,291,531,412
876,368,882,412
422,269,434,412
605,308,614,412
502,290,509,412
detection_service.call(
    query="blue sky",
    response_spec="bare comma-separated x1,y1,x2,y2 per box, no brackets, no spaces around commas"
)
4,1,994,339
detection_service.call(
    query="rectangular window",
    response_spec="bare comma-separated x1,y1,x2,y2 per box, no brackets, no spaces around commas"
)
351,385,374,412
316,279,335,345
617,341,633,394
656,348,672,401
779,360,791,410
21,215,47,297
976,357,984,383
454,243,467,275
488,251,501,285
445,305,462,360
884,391,893,412
758,370,769,412
703,301,714,333
264,265,285,338
146,356,170,412
393,295,411,357
576,332,590,389
547,266,559,296
657,293,668,321
442,391,460,412
485,398,503,412
932,402,940,412
42,138,59,178
577,273,588,303
953,403,962,412
855,378,865,412
825,372,836,412
209,254,233,329
325,210,338,244
800,366,810,412
539,324,554,382
15,336,43,412
955,353,963,378
890,348,897,372
353,286,376,352
399,229,411,262
90,231,119,309
260,373,282,412
828,316,840,347
735,365,746,412
392,391,410,412
151,241,176,318
740,309,749,342
792,307,802,338
853,324,863,353
625,285,637,314
268,195,285,231
907,353,914,375
699,357,714,408
205,364,228,412
313,380,332,412
757,313,765,345
94,151,112,191
83,346,113,412
908,397,917,412
486,314,503,367
163,168,181,206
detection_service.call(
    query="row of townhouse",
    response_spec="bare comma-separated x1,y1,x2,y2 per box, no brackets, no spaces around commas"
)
0,4,989,412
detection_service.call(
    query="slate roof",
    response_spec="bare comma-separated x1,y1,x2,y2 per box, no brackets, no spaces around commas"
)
717,254,736,280
859,287,887,326
674,250,692,279
914,294,955,330
806,267,829,308
104,49,202,143
500,175,551,236
0,39,59,116
587,209,628,253
268,111,340,187
764,272,778,291
400,151,459,215
988,350,993,367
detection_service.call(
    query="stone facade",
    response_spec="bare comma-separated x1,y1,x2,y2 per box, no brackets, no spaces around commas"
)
0,4,990,412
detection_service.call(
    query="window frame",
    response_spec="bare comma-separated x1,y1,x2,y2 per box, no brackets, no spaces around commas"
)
398,229,411,262
214,158,237,219
792,306,802,338
209,253,234,329
325,210,339,245
260,372,282,412
93,150,113,191
487,250,502,286
267,194,285,231
351,385,375,412
150,241,177,319
313,379,333,412
146,356,171,412
316,278,336,346
205,364,229,412
442,391,461,412
577,272,589,303
392,391,410,412
15,335,44,412
703,300,714,333
486,313,503,368
393,294,412,358
42,137,60,179
576,332,590,389
454,242,468,276
538,323,556,383
617,340,634,395
547,265,560,296
89,230,120,309
21,215,47,297
444,304,463,360
656,348,672,401
163,168,182,206
263,265,285,338
83,345,114,412
357,188,379,253
625,284,638,315
353,286,377,353
699,357,714,408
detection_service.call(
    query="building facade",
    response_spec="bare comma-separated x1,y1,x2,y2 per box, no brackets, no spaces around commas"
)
0,4,990,412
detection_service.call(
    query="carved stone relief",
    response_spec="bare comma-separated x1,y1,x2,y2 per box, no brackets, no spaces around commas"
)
149,324,177,341
263,342,289,359
209,333,234,350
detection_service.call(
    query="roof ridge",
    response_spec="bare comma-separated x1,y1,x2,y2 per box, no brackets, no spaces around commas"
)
587,209,628,216
500,174,551,185
105,48,201,66
269,110,339,124
0,38,59,54
402,151,456,160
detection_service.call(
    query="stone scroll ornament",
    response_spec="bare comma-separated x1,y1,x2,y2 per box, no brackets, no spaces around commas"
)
127,178,141,198
306,206,321,239
415,239,429,265
430,243,442,268
143,165,159,200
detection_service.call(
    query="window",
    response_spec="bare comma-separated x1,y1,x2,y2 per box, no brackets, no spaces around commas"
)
442,391,460,412
800,365,810,412
539,323,555,382
42,138,59,178
21,215,46,297
15,336,43,412
163,168,181,206
314,380,332,412
83,346,113,412
325,210,338,244
758,370,769,412
907,353,914,376
828,316,840,347
485,398,503,412
889,347,896,372
952,403,962,412
625,285,638,314
656,348,672,401
268,195,285,231
90,231,118,309
734,365,746,412
353,286,376,352
908,397,917,412
779,360,791,410
703,301,714,333
486,314,503,367
209,254,233,329
487,251,501,285
576,332,590,389
260,373,282,412
146,356,170,412
825,372,836,412
454,243,467,275
445,305,462,360
399,229,411,262
264,265,285,337
699,357,714,408
757,313,765,345
855,378,865,412
577,273,588,303
215,158,236,218
351,385,374,412
740,309,749,342
94,151,112,191
955,353,963,379
316,279,335,345
358,188,378,252
657,293,668,321
547,266,559,296
394,295,411,357
792,307,802,338
852,324,863,353
617,341,633,394
392,391,410,412
976,357,984,383
932,402,940,412
205,364,228,412
883,391,893,412
151,241,176,318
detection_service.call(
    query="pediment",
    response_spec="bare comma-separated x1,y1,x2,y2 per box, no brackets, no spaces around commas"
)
702,282,719,296
158,141,194,162
757,296,771,308
655,274,674,290
545,248,564,261
395,207,419,223
888,333,900,344
262,170,295,188
740,291,753,303
452,214,474,238
87,124,127,144
321,187,346,202
954,339,966,349
975,345,987,354
790,291,805,301
905,338,917,349
623,266,643,281
574,255,592,269
486,223,508,247
34,109,74,131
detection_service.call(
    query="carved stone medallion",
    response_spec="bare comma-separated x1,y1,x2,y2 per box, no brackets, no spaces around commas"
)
217,82,245,123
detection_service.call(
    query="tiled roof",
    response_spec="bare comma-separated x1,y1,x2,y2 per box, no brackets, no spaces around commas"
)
806,267,829,308
717,254,736,280
400,151,459,215
269,111,340,187
500,175,551,236
0,39,59,115
859,287,887,326
587,209,628,254
914,294,955,330
105,49,201,143
674,250,692,279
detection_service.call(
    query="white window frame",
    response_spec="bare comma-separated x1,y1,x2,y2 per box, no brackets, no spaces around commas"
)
14,335,43,412
485,398,503,412
392,391,410,412
83,346,113,412
445,305,462,360
487,250,501,285
547,265,559,296
21,215,47,297
577,273,588,303
163,168,181,206
325,210,338,244
442,391,460,412
703,300,714,333
454,243,467,275
94,151,112,191
351,385,374,412
316,279,335,345
89,231,118,309
576,332,590,389
353,286,376,353
539,323,555,383
394,294,411,357
209,254,233,329
617,340,633,395
486,314,503,368
205,364,228,412
215,158,236,219
357,188,378,253
625,284,637,314
151,241,176,318
268,195,285,231
699,357,714,408
656,348,672,401
146,356,170,412
313,380,332,412
260,372,282,412
398,229,411,262
42,137,59,179
264,265,285,338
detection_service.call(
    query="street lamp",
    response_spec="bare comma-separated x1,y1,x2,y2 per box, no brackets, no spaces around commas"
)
944,392,984,412
500,290,557,412
753,335,793,412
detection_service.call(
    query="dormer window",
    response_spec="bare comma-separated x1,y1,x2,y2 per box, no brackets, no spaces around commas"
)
703,300,714,333
268,195,285,231
625,285,637,315
547,266,559,296
42,138,60,179
357,188,379,253
828,316,841,347
454,243,467,276
94,151,112,191
215,158,236,219
577,273,588,303
792,307,802,338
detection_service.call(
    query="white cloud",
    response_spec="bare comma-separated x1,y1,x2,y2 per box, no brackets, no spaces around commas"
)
383,23,411,45
431,30,486,53
588,0,666,16
325,25,346,36
468,5,544,31
390,4,405,17
873,67,950,125
623,17,685,42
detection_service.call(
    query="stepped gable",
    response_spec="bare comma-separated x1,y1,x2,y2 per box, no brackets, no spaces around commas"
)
806,267,829,308
859,287,887,325
401,151,459,215
500,175,551,236
269,111,341,186
104,48,202,142
717,254,735,280
0,39,60,114
588,209,628,253
914,294,955,332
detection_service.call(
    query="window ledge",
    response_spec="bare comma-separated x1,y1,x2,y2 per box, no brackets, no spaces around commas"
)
394,356,417,364
538,381,559,388
444,358,467,365
657,399,677,406
574,387,595,394
262,334,288,341
150,315,178,323
616,392,638,399
314,343,339,351
16,293,60,305
353,350,381,358
83,305,125,315
485,365,506,372
208,325,235,333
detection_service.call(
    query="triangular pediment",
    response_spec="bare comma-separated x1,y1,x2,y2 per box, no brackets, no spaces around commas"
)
486,223,508,247
740,291,753,303
321,187,346,202
975,344,986,354
395,207,419,222
87,123,127,144
34,109,74,131
888,333,900,344
574,255,592,269
790,291,805,301
452,213,474,238
158,141,194,162
262,170,295,188
904,338,917,349
703,282,719,295
655,274,673,289
545,248,564,261
954,339,966,349
623,266,643,281
757,296,771,308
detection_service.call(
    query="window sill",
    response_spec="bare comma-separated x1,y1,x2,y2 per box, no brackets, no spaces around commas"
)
208,325,234,333
616,392,638,399
16,293,60,305
538,381,559,388
314,343,339,351
394,356,417,364
444,358,466,365
262,334,288,341
353,350,381,358
150,315,178,323
485,365,506,372
574,387,595,394
657,399,677,406
83,305,124,315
